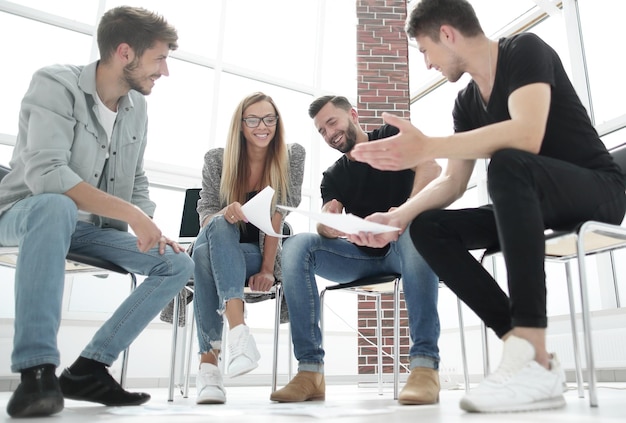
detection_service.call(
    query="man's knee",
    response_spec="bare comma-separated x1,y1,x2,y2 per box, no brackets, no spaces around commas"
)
409,210,445,250
26,194,77,228
282,232,319,266
487,148,534,199
174,252,195,278
487,148,530,183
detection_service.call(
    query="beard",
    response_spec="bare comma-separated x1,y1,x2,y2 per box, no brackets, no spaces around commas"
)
442,52,465,83
337,120,359,153
123,58,153,95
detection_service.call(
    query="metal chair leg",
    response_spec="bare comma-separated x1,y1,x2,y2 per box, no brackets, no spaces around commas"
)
565,261,585,399
271,284,282,392
456,297,470,392
168,293,180,402
576,233,598,407
393,278,400,400
375,293,383,395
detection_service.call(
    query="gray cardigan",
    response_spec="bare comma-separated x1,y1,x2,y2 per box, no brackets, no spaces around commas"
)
197,143,305,281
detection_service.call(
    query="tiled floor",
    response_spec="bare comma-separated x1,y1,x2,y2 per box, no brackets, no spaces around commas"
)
1,382,625,422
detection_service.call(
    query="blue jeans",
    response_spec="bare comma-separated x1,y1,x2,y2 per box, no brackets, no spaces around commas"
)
281,230,440,373
0,194,194,372
192,215,263,352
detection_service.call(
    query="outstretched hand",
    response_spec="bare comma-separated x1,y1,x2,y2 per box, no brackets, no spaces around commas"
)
351,112,430,171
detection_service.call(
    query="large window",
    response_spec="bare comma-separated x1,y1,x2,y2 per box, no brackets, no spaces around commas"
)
0,0,356,238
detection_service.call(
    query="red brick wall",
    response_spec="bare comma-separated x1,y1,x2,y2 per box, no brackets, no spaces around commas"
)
356,0,410,132
356,0,410,376
358,292,410,375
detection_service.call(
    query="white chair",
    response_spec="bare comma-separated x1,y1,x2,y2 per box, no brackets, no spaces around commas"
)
320,275,470,399
479,142,626,407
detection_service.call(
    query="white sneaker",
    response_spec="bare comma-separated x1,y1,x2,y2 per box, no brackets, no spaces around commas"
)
196,363,226,404
227,324,260,377
460,335,566,413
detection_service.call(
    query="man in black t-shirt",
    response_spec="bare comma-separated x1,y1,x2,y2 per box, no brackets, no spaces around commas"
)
351,0,626,414
271,96,442,405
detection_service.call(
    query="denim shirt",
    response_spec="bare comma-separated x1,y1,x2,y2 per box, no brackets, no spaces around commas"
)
0,61,155,231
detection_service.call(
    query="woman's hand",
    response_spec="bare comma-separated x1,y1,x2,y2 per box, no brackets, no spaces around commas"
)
248,271,275,292
223,202,247,224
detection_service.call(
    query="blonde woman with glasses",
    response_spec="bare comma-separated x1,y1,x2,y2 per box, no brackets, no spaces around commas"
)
192,92,305,404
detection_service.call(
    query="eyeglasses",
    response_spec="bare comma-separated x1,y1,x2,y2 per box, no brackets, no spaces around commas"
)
242,115,279,128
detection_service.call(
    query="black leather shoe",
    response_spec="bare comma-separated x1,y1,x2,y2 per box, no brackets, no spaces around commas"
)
6,364,64,418
59,367,150,406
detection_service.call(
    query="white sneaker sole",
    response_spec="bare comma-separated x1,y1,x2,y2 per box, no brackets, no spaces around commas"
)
227,360,259,378
196,390,226,405
460,394,566,413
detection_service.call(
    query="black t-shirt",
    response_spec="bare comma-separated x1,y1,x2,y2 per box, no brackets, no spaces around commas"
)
453,32,621,177
321,124,415,255
240,191,260,244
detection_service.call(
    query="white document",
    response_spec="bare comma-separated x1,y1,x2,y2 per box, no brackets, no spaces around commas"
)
277,205,400,235
240,186,287,238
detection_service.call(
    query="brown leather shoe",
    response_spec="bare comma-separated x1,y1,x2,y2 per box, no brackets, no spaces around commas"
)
398,367,440,405
270,371,325,402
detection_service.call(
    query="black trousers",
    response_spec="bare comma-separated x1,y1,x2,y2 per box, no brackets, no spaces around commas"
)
410,148,626,337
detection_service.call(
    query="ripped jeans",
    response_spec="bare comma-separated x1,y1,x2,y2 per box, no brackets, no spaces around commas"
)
192,215,263,352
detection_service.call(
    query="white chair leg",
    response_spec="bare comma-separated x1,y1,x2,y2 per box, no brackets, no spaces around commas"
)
375,293,383,396
393,278,400,400
609,251,621,308
576,235,598,407
271,285,282,392
457,297,470,392
565,261,585,399
168,294,180,402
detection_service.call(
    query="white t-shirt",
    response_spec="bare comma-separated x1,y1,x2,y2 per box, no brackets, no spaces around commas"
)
94,91,117,157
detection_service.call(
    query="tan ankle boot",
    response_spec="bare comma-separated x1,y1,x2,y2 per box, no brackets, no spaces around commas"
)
398,367,440,405
269,371,325,402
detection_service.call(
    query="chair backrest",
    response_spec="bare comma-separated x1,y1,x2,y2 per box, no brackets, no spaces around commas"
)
610,143,626,179
178,187,293,241
179,188,201,241
0,164,10,181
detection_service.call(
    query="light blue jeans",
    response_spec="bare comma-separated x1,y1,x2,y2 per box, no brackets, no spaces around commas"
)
0,194,194,372
192,215,263,352
281,230,440,373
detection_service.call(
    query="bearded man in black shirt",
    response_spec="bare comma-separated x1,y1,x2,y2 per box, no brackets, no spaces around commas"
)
271,95,442,406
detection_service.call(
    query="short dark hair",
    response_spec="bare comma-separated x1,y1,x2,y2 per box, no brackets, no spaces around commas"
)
308,95,353,119
97,6,178,63
405,0,483,41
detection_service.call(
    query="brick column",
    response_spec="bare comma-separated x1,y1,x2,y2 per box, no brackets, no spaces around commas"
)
356,0,410,377
356,0,410,132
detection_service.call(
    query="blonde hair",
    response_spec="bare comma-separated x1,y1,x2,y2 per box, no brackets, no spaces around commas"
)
220,92,289,212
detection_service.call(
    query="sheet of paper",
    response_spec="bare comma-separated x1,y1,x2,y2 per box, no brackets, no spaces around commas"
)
277,205,400,235
241,186,287,238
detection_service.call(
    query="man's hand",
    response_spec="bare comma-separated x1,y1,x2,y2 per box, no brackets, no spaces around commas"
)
157,235,185,255
351,112,432,171
318,199,346,238
345,209,405,248
130,212,183,254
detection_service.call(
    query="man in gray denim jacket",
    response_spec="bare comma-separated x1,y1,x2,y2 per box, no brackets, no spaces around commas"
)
0,6,193,418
